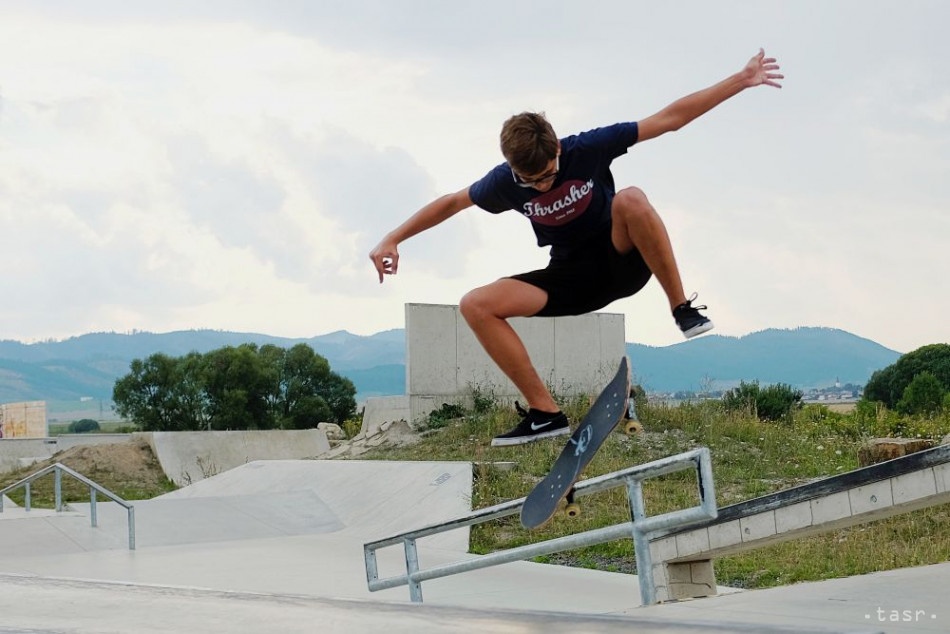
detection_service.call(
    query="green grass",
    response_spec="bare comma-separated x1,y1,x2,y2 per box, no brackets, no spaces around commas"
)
1,466,177,507
356,397,950,589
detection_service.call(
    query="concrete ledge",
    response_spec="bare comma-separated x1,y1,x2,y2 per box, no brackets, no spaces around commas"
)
649,444,950,602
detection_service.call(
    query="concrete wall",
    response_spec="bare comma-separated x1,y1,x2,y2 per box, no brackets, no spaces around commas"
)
137,430,331,487
360,396,410,437
405,303,626,425
0,434,133,473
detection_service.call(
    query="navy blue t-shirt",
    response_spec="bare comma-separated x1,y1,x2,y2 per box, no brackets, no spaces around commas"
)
468,122,638,257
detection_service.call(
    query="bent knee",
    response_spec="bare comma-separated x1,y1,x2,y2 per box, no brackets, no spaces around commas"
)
613,187,652,214
460,280,547,322
459,288,491,321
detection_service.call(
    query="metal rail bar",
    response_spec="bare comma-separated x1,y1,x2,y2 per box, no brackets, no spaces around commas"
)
0,462,136,550
364,448,717,605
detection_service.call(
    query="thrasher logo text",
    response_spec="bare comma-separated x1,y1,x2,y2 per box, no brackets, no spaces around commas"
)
521,179,594,226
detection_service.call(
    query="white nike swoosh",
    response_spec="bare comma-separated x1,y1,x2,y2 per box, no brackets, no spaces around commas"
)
530,421,553,431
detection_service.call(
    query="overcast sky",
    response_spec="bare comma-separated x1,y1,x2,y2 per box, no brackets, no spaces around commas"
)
0,1,947,353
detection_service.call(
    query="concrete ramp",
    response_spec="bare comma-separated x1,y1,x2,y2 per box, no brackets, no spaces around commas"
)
159,459,473,546
0,460,470,556
138,430,332,486
64,490,345,550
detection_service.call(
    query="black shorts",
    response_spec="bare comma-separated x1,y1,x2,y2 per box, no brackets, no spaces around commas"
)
509,227,652,317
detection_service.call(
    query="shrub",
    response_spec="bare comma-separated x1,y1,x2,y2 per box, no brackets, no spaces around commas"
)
722,381,803,423
68,419,100,434
426,402,466,430
721,381,760,415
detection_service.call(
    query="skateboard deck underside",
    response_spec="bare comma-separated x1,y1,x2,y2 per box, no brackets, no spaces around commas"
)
520,357,631,529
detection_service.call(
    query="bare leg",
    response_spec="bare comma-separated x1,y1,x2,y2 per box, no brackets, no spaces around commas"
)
610,187,687,311
459,278,559,413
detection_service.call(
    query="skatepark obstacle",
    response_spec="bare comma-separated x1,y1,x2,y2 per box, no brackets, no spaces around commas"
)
0,462,136,550
364,447,717,606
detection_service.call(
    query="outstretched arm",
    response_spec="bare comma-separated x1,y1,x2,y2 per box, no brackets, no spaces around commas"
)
637,48,783,143
369,188,473,283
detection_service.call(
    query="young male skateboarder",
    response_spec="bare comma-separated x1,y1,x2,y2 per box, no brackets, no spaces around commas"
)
370,49,783,446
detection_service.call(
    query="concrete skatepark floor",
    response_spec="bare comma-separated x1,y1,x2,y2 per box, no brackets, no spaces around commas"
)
1,432,948,632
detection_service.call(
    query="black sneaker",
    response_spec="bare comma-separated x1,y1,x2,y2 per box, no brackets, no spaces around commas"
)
491,403,570,447
673,292,714,339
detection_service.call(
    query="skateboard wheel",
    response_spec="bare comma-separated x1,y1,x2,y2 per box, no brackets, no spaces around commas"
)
624,420,643,435
565,502,581,518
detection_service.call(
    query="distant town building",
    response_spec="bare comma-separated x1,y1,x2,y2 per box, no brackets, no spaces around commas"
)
0,401,48,439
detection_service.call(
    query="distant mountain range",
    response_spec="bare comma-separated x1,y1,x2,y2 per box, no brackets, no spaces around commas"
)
0,327,902,404
626,328,901,392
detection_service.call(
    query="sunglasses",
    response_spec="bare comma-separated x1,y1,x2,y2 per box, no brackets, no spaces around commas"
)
511,156,559,188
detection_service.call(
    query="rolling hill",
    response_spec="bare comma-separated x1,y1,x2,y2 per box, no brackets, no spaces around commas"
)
0,327,903,404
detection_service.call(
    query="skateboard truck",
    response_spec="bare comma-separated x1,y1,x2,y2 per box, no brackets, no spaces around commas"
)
623,389,644,435
564,487,581,518
560,392,643,521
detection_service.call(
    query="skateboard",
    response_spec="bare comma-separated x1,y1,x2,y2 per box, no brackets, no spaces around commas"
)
520,356,640,529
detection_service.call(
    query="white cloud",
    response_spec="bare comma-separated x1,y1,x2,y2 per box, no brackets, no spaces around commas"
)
0,2,947,354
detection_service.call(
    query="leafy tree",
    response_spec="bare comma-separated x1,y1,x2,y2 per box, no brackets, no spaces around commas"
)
201,345,276,430
113,343,356,431
319,371,358,426
69,419,100,433
864,344,950,408
113,354,193,431
176,351,211,430
287,395,333,429
896,372,945,416
262,343,354,428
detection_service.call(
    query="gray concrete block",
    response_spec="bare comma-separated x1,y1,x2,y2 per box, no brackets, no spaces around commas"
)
708,519,742,550
739,512,776,542
891,468,937,504
361,396,410,436
935,462,950,494
774,501,812,533
405,304,626,424
674,527,710,558
665,560,717,600
810,490,851,524
849,480,894,515
649,536,678,562
406,304,457,395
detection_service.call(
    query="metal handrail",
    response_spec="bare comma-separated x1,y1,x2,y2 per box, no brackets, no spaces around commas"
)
364,448,716,606
0,462,136,550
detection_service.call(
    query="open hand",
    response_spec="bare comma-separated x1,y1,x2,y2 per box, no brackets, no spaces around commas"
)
743,48,783,89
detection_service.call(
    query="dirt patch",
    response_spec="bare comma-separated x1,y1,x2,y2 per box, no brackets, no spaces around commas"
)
57,438,169,488
1,438,175,504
